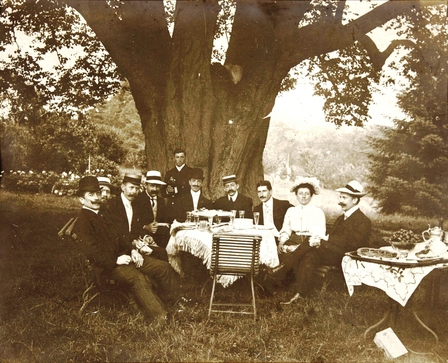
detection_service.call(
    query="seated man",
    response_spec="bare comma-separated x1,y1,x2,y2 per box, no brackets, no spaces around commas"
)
133,170,171,249
174,168,213,222
267,180,371,304
253,180,293,237
213,174,253,219
73,176,180,322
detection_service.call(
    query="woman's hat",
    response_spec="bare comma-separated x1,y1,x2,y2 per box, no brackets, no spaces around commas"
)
290,177,321,195
335,180,366,197
145,170,166,185
77,176,101,196
122,173,142,185
190,168,204,180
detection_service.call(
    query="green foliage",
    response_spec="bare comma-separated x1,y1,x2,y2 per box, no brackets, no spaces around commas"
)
0,0,121,116
264,121,373,189
1,111,125,174
368,5,447,218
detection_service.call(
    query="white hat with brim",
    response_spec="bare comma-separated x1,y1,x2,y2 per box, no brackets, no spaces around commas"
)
97,176,112,188
145,170,166,185
290,176,321,195
335,180,366,197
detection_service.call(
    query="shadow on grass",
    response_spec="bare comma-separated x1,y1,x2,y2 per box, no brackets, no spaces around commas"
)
1,190,448,362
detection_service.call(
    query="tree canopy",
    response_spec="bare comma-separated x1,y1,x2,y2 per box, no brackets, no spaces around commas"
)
1,0,445,200
368,4,447,217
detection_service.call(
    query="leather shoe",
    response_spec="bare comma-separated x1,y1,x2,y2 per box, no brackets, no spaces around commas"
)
280,293,302,305
268,263,285,276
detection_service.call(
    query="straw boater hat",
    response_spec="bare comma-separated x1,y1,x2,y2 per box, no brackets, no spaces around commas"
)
77,176,101,196
97,176,112,188
290,177,321,195
145,170,166,185
222,174,238,184
190,168,204,180
122,173,142,185
335,180,366,197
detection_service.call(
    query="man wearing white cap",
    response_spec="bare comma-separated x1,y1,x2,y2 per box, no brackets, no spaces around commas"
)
97,176,114,203
213,174,253,219
133,170,171,249
267,180,371,304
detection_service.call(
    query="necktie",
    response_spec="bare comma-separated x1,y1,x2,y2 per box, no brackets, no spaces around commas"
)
150,197,155,208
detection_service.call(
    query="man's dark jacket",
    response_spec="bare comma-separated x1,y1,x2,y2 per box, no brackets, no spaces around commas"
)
321,208,371,261
174,190,214,222
253,198,293,232
214,193,253,219
73,208,129,271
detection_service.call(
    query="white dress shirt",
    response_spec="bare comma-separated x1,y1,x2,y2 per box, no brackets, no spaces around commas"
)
263,197,275,229
121,193,133,232
191,190,201,211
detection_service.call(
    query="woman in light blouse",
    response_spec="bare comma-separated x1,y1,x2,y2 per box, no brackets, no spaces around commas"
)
278,178,326,253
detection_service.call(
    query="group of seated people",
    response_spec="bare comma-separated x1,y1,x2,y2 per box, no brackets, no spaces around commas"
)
73,148,372,320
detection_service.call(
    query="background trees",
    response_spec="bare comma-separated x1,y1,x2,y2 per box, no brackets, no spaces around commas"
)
368,5,447,217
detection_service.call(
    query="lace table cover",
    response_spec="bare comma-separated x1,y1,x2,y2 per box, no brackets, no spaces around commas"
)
166,223,280,287
342,255,439,306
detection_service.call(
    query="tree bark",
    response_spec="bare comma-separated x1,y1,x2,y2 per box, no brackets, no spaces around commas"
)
65,0,437,200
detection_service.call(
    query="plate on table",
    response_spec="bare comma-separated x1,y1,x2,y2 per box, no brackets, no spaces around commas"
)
357,247,398,261
415,250,444,262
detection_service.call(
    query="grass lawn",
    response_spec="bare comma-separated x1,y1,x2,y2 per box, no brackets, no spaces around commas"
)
0,189,447,362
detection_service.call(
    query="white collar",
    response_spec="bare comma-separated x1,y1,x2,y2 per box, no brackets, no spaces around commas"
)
263,197,273,208
82,206,99,214
229,191,239,202
344,205,359,219
121,193,132,208
191,189,201,196
176,164,185,172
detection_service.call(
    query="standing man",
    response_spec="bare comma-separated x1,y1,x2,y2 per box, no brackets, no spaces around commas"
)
253,180,293,234
268,180,372,304
174,168,213,222
73,176,173,322
133,170,171,249
163,148,193,222
213,174,253,219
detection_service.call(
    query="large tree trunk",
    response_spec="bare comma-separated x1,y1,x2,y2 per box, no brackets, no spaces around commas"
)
66,0,434,200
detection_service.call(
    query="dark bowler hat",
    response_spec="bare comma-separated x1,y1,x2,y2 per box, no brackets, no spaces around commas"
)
222,174,238,184
190,168,204,180
122,173,142,186
77,176,101,196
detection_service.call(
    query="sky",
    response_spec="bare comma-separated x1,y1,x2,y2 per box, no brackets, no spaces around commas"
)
269,0,409,130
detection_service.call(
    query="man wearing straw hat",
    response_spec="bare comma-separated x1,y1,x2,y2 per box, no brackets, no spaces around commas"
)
97,176,115,203
133,170,171,249
266,180,372,304
73,176,174,322
213,174,253,219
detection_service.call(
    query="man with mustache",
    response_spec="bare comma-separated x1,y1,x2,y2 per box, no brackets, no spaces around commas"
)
73,176,176,322
266,180,371,304
213,174,253,219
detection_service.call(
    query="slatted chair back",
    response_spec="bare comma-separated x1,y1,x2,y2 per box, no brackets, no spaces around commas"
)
208,233,262,320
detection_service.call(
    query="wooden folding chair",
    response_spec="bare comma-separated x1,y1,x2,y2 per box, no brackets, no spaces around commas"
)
208,232,262,320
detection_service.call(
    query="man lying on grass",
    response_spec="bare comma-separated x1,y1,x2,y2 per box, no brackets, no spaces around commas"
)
73,176,182,322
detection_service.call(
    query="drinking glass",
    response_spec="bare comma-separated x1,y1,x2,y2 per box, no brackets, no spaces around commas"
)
215,216,222,224
186,211,192,223
194,214,200,228
239,210,245,219
208,216,214,227
253,212,260,228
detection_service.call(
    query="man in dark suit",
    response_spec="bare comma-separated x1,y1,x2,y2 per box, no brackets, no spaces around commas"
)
268,180,371,304
253,180,293,234
174,168,213,222
104,173,168,262
163,148,193,222
133,170,171,248
73,176,178,322
213,174,253,219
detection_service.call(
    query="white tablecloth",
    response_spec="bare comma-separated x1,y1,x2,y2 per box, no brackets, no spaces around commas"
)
342,255,440,306
166,224,279,287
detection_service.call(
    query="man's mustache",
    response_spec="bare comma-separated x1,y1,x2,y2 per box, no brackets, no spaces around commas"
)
338,202,346,207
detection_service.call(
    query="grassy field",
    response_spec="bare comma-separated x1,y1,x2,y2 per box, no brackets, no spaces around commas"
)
1,189,447,363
